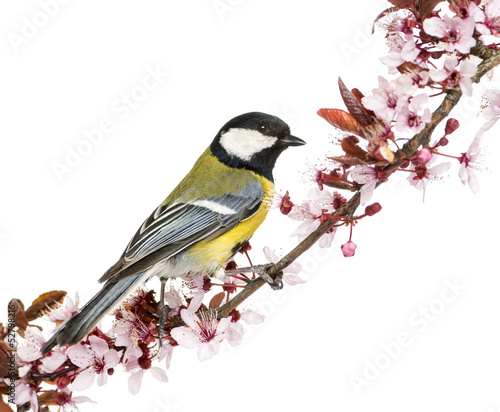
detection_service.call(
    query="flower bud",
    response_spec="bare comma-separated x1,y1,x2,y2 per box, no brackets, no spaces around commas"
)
445,118,459,135
365,202,382,216
438,137,449,147
417,148,432,164
341,241,357,257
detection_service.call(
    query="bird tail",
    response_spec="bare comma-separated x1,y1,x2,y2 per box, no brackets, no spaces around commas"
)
41,272,144,355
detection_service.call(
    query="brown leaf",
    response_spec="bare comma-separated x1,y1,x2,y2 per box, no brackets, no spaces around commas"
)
317,109,362,135
417,0,443,19
25,291,67,322
209,292,226,309
341,137,369,159
338,77,374,127
388,0,414,7
0,341,11,378
8,299,28,337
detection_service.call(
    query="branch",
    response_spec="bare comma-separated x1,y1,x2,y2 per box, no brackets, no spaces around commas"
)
213,44,500,320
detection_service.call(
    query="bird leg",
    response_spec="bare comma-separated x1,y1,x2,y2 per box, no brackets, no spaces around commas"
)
158,278,170,347
225,264,283,290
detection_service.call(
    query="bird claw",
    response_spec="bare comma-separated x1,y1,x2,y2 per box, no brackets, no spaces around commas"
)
257,265,284,290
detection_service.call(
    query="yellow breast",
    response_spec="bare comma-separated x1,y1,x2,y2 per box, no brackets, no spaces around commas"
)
186,173,274,271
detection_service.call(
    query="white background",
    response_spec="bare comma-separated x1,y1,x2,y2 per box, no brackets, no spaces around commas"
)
1,1,500,411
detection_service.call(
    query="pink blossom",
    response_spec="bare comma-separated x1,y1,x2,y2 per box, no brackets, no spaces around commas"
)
394,93,431,133
57,388,96,411
240,310,265,325
407,160,452,201
46,293,79,323
341,241,357,257
401,33,420,62
263,246,305,286
480,88,500,132
128,366,168,395
423,14,477,54
430,56,481,96
9,378,38,411
67,336,120,391
474,0,500,35
225,322,244,346
362,75,415,124
114,310,151,360
289,188,336,243
170,309,231,361
181,273,206,312
350,165,378,205
459,134,484,193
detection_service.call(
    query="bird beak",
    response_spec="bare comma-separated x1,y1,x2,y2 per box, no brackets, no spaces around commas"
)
281,135,306,146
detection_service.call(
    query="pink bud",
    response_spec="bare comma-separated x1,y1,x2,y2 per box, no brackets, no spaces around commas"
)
417,148,432,164
365,202,382,216
445,118,459,135
341,241,357,257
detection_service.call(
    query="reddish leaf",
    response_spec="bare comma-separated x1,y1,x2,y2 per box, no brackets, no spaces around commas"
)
317,108,362,135
329,155,371,166
388,0,414,7
338,77,374,127
209,292,226,309
341,137,369,159
25,291,67,322
417,0,444,19
8,299,28,337
0,342,11,378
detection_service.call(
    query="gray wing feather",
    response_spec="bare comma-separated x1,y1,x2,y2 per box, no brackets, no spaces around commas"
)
99,181,264,283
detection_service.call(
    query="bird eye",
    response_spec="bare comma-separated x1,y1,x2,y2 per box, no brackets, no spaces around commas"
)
257,123,268,133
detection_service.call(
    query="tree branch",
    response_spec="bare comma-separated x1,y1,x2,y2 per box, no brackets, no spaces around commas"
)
213,45,500,320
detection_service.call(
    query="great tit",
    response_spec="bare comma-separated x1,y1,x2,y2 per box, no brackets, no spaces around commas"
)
42,111,305,355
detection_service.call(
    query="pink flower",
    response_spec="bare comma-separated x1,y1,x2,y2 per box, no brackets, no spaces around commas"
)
423,14,476,54
407,160,452,201
67,336,120,391
341,241,357,257
181,273,207,312
46,293,79,323
289,188,337,243
362,75,415,124
350,165,378,205
263,246,305,285
394,93,431,133
57,388,96,411
430,56,481,96
480,88,500,133
128,366,168,395
474,0,500,35
170,309,231,361
114,310,152,360
459,134,484,193
9,378,38,411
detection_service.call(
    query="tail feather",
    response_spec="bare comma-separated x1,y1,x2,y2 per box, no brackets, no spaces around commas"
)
42,272,144,355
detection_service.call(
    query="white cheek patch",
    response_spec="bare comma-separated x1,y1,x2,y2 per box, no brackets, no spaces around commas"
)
220,128,278,161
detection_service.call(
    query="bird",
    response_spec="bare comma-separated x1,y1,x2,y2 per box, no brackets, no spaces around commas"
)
42,111,305,355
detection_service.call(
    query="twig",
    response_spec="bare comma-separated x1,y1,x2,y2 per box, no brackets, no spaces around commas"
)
211,44,500,320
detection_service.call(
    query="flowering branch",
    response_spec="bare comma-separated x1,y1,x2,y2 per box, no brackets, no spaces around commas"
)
3,1,500,410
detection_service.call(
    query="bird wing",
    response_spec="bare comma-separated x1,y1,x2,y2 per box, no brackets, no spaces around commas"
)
98,180,264,283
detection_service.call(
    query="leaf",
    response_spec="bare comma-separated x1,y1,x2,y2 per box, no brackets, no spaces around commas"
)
341,137,369,159
416,0,444,19
338,77,374,127
317,109,362,135
209,292,226,309
25,291,67,321
8,299,29,337
0,341,11,378
388,0,414,7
